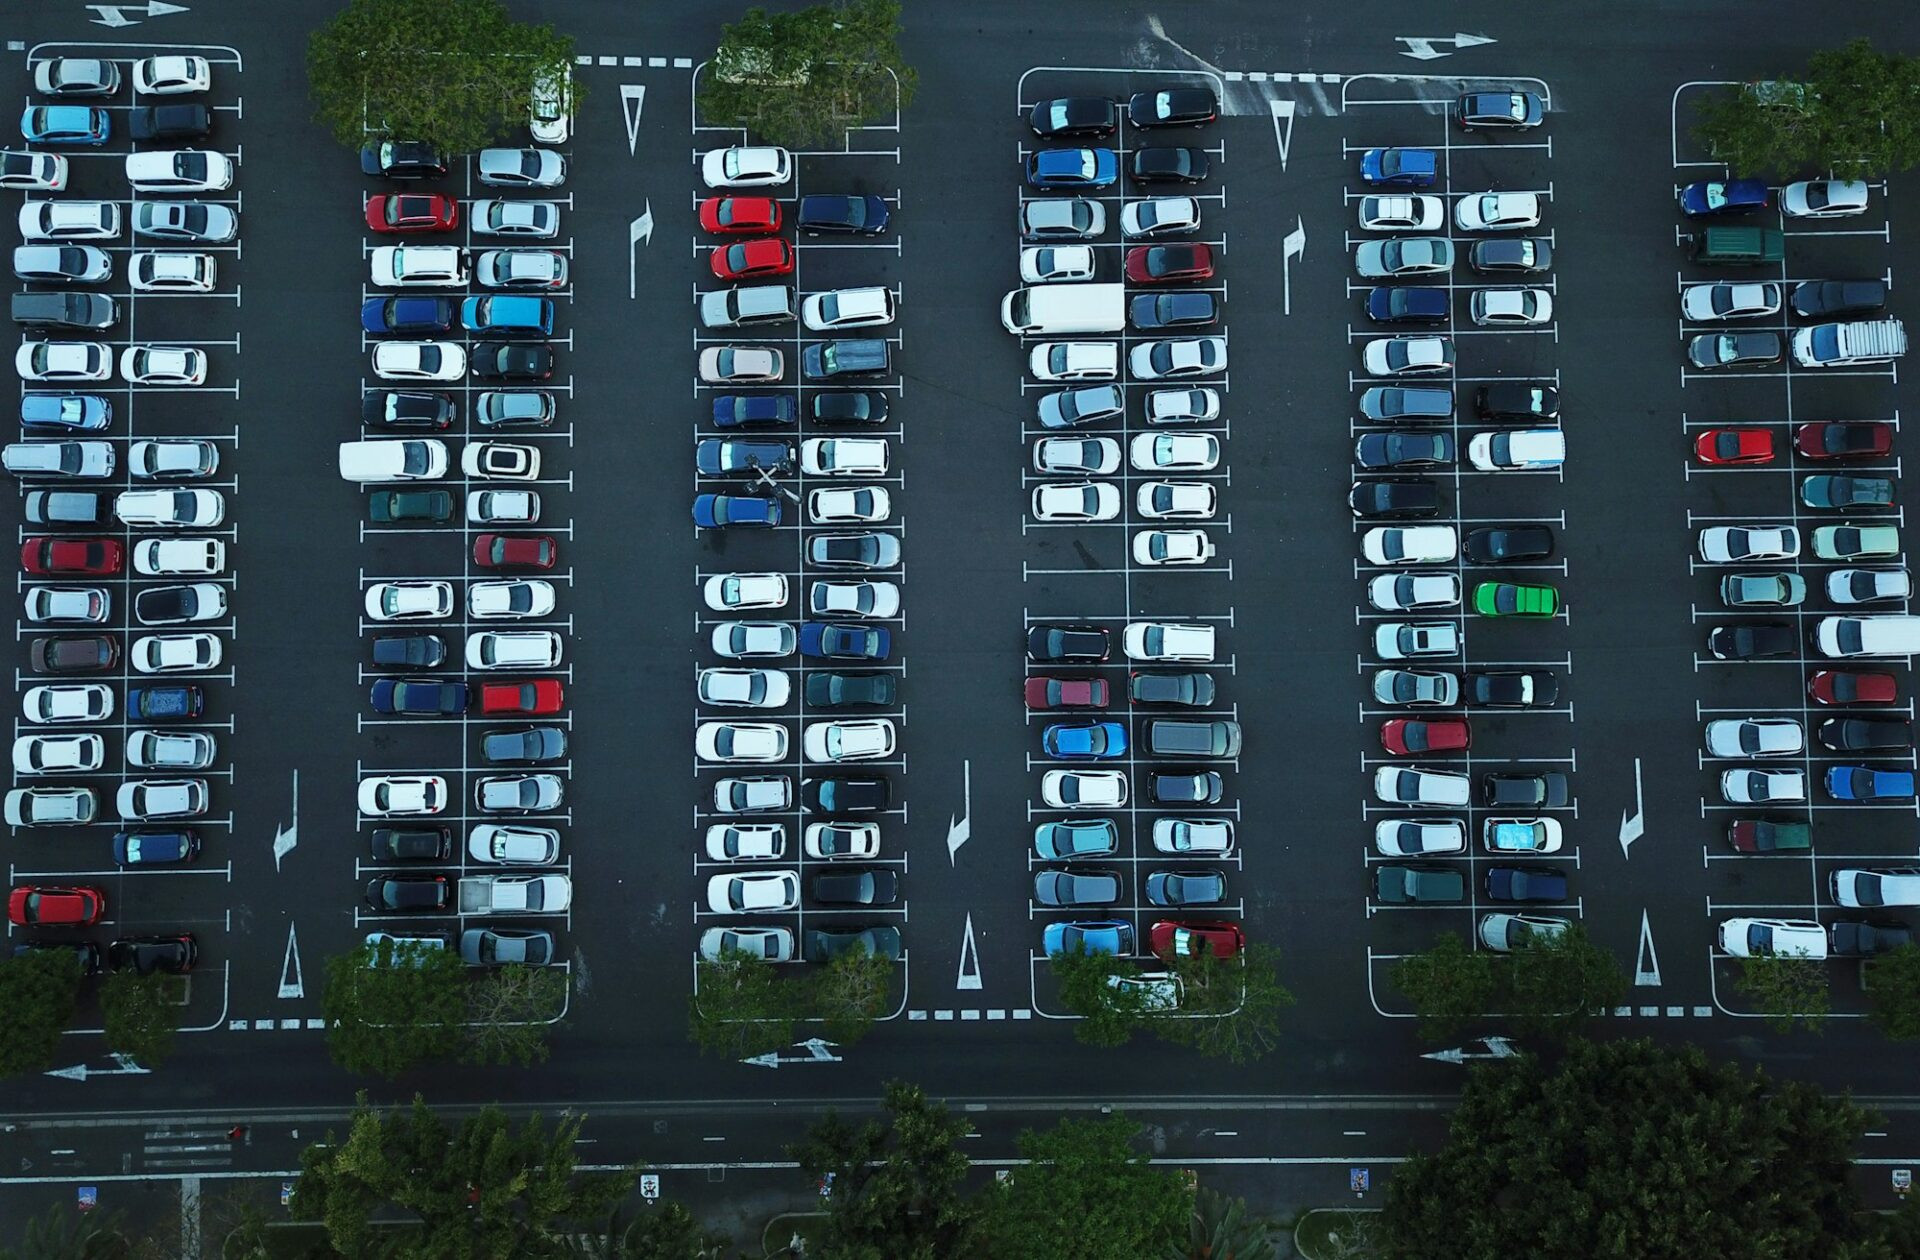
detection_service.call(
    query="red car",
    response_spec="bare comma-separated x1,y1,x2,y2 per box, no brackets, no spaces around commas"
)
1024,676,1111,710
9,885,105,927
709,238,795,282
1380,718,1471,756
1809,669,1898,706
480,679,564,715
21,537,123,576
1693,427,1774,465
1148,920,1244,960
364,193,460,234
1124,243,1214,284
1795,422,1893,461
698,196,782,235
473,533,557,570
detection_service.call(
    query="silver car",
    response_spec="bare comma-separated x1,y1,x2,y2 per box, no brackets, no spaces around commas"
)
476,147,567,188
1355,237,1454,279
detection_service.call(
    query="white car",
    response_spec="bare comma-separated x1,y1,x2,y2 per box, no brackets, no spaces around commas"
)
699,926,794,960
698,668,792,709
1681,282,1782,322
17,342,111,381
1832,869,1920,909
805,821,881,860
468,580,557,619
1698,525,1800,564
705,573,789,611
132,252,216,292
1034,436,1121,475
118,779,208,821
133,55,211,95
477,147,567,188
1454,191,1542,232
1151,818,1235,855
134,201,236,243
808,580,901,618
131,440,217,479
18,201,117,241
1041,769,1128,809
1122,621,1214,662
34,59,120,95
1130,337,1227,380
1363,526,1458,566
4,787,97,827
1019,245,1095,283
705,823,786,861
696,722,789,763
1130,433,1219,471
1782,179,1870,219
1030,342,1120,382
121,346,207,386
1469,288,1553,326
1033,482,1120,522
358,775,447,817
1719,767,1805,805
11,733,104,774
1136,481,1217,519
469,824,562,865
465,630,563,671
1134,529,1214,566
801,438,889,477
25,587,108,624
1375,621,1460,660
462,442,540,481
1373,766,1471,808
372,341,466,381
6,439,115,478
364,580,455,622
467,489,541,524
132,632,222,674
1374,819,1466,856
1146,387,1220,425
473,200,560,238
0,151,68,192
1363,337,1452,376
1466,429,1565,471
808,486,891,523
528,63,573,144
1718,917,1828,959
714,777,792,814
1120,196,1200,238
803,719,896,763
1828,568,1911,605
370,245,469,288
706,870,801,913
701,146,793,188
124,151,233,193
1704,718,1804,758
1368,573,1461,611
801,286,897,330
117,489,223,528
23,683,112,724
127,730,214,770
699,346,784,384
477,248,567,289
14,243,106,281
710,621,798,659
1358,194,1443,232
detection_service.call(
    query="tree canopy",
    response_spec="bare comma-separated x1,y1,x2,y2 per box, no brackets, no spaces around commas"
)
1391,926,1626,1041
322,941,468,1077
698,0,916,147
99,970,181,1067
978,1114,1192,1260
0,950,83,1077
1866,941,1920,1040
1693,39,1920,178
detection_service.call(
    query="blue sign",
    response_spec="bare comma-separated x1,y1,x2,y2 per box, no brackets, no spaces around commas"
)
1350,1168,1370,1194
77,1186,97,1211
281,1181,295,1207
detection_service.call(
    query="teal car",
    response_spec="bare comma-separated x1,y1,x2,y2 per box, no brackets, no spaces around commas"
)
1720,572,1806,607
1812,524,1899,561
460,295,554,337
1472,581,1560,618
369,490,454,524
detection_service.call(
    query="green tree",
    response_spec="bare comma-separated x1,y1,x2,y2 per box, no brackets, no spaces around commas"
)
1735,954,1831,1033
97,970,181,1068
788,1081,979,1260
1692,83,1817,179
1380,1037,1878,1260
549,1203,730,1259
462,962,567,1068
1504,925,1627,1038
1694,40,1920,179
321,941,468,1078
306,0,577,152
979,1113,1190,1260
688,949,800,1058
809,945,893,1047
1389,933,1499,1041
1049,943,1151,1047
1865,942,1920,1040
1163,1187,1276,1260
698,0,916,148
0,949,83,1077
1154,944,1294,1064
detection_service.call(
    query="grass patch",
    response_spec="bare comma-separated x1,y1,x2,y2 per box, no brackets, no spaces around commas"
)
1293,1208,1381,1260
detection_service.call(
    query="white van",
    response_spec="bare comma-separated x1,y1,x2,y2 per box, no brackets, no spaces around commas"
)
1000,282,1126,336
700,284,793,329
337,439,448,483
1814,615,1920,658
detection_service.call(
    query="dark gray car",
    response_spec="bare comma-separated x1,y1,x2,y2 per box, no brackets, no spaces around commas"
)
460,928,554,966
1147,719,1243,758
481,726,567,764
1033,868,1123,907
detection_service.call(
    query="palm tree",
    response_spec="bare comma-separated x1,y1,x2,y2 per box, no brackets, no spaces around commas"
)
1164,1188,1277,1260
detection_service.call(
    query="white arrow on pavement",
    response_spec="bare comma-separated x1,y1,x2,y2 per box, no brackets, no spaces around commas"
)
1280,218,1305,316
47,1055,152,1082
620,85,646,156
1422,1035,1519,1065
946,759,970,864
741,1037,842,1068
957,913,981,991
88,0,188,26
1395,32,1497,60
1635,910,1661,986
628,202,652,299
1619,757,1644,856
1267,100,1295,172
272,769,297,870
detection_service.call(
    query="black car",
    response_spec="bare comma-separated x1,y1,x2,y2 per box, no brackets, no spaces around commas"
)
811,391,889,425
1129,671,1216,707
795,194,890,236
804,925,903,962
1829,920,1913,956
369,490,455,524
803,775,891,814
1790,279,1886,319
1366,287,1449,324
1706,622,1796,660
1456,91,1545,129
1466,670,1560,707
1029,96,1118,137
30,634,117,673
364,875,451,911
1476,382,1559,420
1027,623,1109,662
471,342,553,380
1817,718,1913,752
1149,770,1224,804
25,489,108,527
1355,432,1454,469
363,391,455,430
481,725,568,763
1359,387,1452,424
371,634,446,668
1129,147,1210,185
1468,238,1552,273
1128,87,1217,128
359,141,450,179
1130,292,1217,330
129,104,210,142
108,935,198,975
370,827,453,862
134,585,218,624
805,672,898,707
1464,525,1554,564
1481,771,1569,809
1485,866,1568,903
1349,478,1441,519
1800,475,1895,510
809,532,900,569
811,869,898,906
12,940,103,976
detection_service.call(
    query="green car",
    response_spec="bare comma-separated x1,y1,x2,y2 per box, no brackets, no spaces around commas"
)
1472,581,1559,618
1373,864,1464,904
1811,524,1899,561
369,489,454,524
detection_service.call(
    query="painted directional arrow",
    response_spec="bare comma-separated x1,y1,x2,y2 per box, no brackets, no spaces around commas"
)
956,913,982,991
1396,32,1496,61
741,1037,841,1069
947,759,970,864
272,769,298,871
1619,757,1644,856
1422,1035,1520,1065
628,202,653,299
47,1053,151,1082
88,0,188,27
1280,218,1305,316
620,85,646,156
1634,910,1661,986
278,923,304,999
1267,100,1295,172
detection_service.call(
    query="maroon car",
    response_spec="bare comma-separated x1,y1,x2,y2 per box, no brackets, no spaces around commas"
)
1124,243,1214,285
1147,920,1244,960
1380,718,1471,756
1023,676,1111,710
1794,422,1893,460
1808,669,1898,706
472,533,557,570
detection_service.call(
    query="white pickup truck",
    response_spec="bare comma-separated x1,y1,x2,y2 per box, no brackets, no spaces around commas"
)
457,875,572,915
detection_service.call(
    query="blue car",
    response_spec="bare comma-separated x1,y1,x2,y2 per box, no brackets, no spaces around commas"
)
1367,287,1449,324
1041,920,1134,957
1359,148,1437,188
460,295,554,337
360,296,455,335
1026,147,1118,190
692,493,781,528
712,394,797,427
112,828,202,866
21,105,109,145
1042,722,1128,759
1130,292,1217,330
696,438,794,476
1678,179,1769,218
21,394,110,432
1483,866,1568,903
796,194,891,236
798,621,891,661
370,679,469,714
1826,765,1916,801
